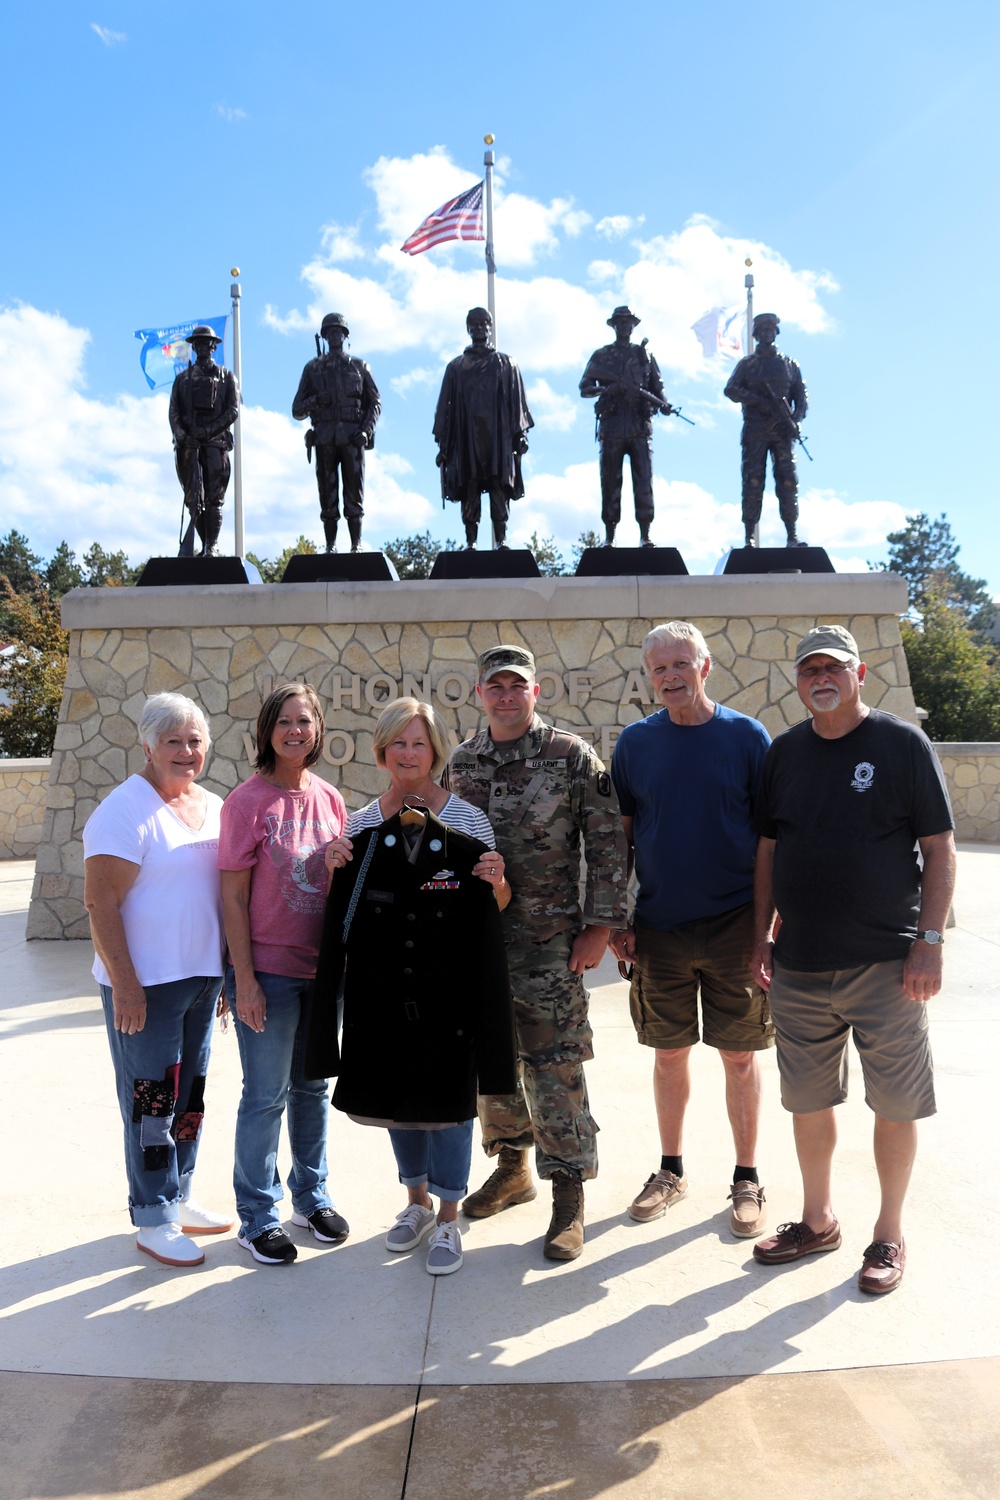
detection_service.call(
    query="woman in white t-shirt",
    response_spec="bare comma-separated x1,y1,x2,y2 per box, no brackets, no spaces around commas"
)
323,698,509,1277
83,693,230,1269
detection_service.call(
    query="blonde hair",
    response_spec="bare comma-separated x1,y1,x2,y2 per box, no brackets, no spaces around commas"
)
642,621,710,669
371,698,450,778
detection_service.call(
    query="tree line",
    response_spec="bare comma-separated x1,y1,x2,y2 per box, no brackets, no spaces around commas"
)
1,516,997,756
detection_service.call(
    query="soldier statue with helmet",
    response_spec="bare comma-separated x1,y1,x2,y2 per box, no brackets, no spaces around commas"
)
168,324,240,557
579,306,676,549
292,312,381,553
724,312,809,548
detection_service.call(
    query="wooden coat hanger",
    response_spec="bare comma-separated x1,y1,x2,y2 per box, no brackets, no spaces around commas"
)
399,795,429,830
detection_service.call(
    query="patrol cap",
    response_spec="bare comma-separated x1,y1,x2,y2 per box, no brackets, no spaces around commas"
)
794,624,860,667
477,644,536,683
189,324,221,344
321,312,350,335
607,305,640,327
752,312,780,332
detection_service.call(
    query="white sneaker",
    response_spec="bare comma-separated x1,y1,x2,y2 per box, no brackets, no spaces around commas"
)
385,1203,436,1252
179,1198,234,1235
136,1222,205,1266
425,1220,463,1276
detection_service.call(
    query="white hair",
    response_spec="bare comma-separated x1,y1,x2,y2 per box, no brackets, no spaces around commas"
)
138,693,211,752
642,621,710,669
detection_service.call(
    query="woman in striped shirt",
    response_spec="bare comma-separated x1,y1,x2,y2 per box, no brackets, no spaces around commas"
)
324,698,510,1275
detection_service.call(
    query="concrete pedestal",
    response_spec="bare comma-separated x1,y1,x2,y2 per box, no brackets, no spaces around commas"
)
28,572,910,939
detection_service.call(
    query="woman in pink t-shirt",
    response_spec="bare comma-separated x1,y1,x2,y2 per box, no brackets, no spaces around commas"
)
219,682,348,1266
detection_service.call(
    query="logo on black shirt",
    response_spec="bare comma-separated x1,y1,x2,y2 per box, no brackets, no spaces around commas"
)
851,761,875,792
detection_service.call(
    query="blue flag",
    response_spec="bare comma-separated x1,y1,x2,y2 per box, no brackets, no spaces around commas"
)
133,315,228,391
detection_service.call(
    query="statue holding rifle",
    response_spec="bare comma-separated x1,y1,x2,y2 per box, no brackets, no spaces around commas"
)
724,311,810,548
169,325,239,557
579,306,690,548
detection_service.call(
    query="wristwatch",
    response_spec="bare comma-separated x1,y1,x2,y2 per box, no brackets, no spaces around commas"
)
916,929,943,945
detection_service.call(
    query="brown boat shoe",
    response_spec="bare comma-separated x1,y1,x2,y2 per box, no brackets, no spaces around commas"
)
728,1180,767,1238
753,1218,841,1264
858,1238,906,1294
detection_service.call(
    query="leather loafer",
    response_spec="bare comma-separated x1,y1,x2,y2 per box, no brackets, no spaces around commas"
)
753,1218,841,1264
858,1238,905,1294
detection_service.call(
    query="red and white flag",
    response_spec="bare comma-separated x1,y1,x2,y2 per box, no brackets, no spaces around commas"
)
400,181,485,256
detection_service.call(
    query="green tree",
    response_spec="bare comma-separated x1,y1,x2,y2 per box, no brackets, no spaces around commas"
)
0,530,44,596
247,535,318,583
874,512,996,640
901,587,1000,741
0,578,69,756
80,543,142,588
383,531,457,580
45,542,84,595
527,532,567,576
572,529,603,568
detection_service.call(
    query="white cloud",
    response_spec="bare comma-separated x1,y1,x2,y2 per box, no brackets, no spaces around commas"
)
0,304,434,565
320,223,366,262
90,23,126,45
526,379,579,433
214,103,247,123
264,157,836,387
390,366,441,398
596,215,644,239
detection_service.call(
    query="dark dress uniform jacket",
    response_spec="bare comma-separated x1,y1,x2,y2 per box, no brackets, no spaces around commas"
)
305,811,517,1123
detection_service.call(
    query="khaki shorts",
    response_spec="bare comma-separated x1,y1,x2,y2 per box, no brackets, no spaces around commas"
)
630,903,774,1052
769,959,936,1121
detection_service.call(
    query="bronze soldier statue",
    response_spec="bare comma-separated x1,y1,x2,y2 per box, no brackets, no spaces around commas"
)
433,307,533,550
724,312,808,548
292,313,381,553
580,306,674,548
169,325,239,557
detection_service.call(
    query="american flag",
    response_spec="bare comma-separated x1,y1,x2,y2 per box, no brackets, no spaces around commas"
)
399,181,485,256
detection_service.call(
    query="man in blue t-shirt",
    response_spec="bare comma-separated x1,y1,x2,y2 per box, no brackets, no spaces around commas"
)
610,621,774,1238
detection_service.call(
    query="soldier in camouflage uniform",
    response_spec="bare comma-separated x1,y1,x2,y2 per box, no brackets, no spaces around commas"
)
441,645,628,1260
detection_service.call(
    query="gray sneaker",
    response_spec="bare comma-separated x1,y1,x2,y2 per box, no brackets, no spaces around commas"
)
628,1169,688,1222
385,1203,436,1253
425,1220,463,1276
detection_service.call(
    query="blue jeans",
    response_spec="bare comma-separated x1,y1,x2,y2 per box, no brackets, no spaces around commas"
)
100,976,222,1228
388,1120,475,1202
229,968,334,1239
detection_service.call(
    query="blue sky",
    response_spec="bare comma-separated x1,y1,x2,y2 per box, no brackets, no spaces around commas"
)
1,2,997,586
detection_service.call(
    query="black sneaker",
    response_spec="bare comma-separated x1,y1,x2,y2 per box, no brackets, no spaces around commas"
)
291,1208,350,1243
237,1227,298,1264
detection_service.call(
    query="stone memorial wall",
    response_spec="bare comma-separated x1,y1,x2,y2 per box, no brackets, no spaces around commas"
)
28,572,912,939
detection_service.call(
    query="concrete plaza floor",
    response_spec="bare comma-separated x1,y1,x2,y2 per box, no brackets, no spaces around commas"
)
2,847,999,1498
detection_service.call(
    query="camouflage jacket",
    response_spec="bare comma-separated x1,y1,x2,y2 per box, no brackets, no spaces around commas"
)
442,716,628,944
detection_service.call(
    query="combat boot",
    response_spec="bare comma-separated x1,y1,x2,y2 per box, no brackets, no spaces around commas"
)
464,523,478,550
743,529,757,548
347,517,362,553
639,526,655,549
462,1145,536,1219
544,1171,585,1260
201,506,224,557
322,517,338,552
601,525,616,548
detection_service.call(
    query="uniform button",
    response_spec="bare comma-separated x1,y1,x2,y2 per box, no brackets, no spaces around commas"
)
403,967,413,975
404,939,414,949
374,906,381,914
456,1029,464,1036
436,910,443,918
406,913,416,922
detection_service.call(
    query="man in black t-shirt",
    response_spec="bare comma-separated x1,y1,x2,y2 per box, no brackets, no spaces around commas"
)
749,625,955,1294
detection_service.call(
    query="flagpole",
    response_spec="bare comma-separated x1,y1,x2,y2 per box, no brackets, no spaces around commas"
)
230,267,245,558
744,260,758,548
483,134,496,346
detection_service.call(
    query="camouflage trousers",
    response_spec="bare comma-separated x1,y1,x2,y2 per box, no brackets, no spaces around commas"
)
478,932,599,1181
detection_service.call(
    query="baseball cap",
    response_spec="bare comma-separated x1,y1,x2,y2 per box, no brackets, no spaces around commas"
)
477,645,535,683
794,624,860,666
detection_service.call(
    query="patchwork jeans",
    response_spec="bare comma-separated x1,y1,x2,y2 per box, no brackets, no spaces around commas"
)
229,969,335,1240
100,975,222,1228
